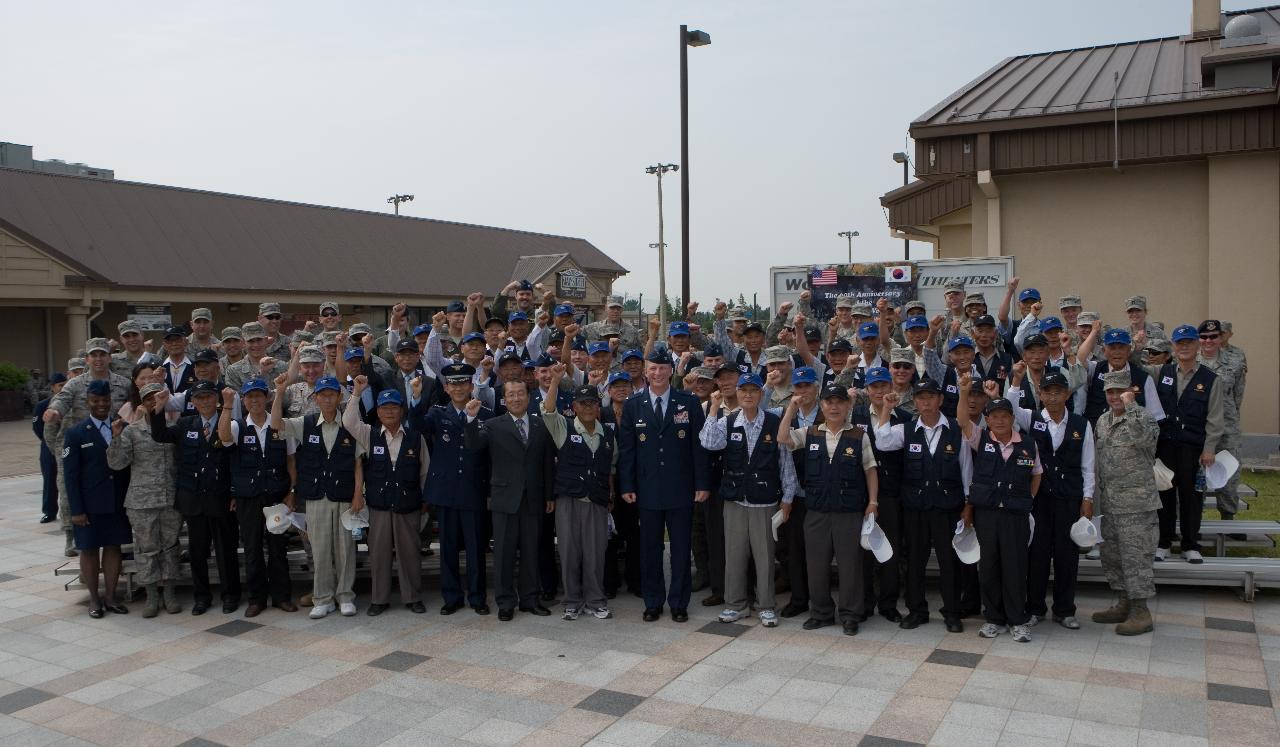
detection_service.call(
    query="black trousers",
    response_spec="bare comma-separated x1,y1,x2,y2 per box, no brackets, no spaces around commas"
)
777,496,807,607
39,447,59,518
234,494,292,605
538,510,559,595
702,494,727,598
438,506,486,608
960,562,982,615
1157,439,1203,551
605,498,641,594
862,493,900,614
903,506,962,620
187,511,241,604
1026,496,1081,618
974,507,1031,627
492,503,541,611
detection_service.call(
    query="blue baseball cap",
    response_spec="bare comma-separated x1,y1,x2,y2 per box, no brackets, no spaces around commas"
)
621,348,643,362
461,332,485,345
607,371,632,386
1018,288,1041,302
588,341,611,355
507,311,529,323
554,304,575,317
1171,324,1198,343
86,379,112,396
240,378,269,396
313,376,341,394
864,366,891,385
446,300,466,313
1103,328,1131,346
1038,316,1063,333
946,336,975,351
412,323,431,337
792,367,817,385
343,347,364,361
49,372,68,385
669,321,690,336
737,373,764,389
376,389,403,407
858,322,880,340
904,315,928,331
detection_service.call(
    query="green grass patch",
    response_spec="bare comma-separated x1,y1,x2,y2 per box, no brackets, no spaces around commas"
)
1216,470,1280,558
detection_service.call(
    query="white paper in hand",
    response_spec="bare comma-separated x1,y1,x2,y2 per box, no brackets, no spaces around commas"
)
1204,451,1239,491
772,510,785,542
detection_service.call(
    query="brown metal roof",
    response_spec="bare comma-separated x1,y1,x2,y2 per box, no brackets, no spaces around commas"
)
912,5,1280,136
0,167,625,297
880,178,973,228
509,253,570,284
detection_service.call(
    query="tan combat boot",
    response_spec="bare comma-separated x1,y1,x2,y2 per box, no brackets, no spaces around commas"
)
142,585,160,618
1116,598,1153,636
1091,596,1130,624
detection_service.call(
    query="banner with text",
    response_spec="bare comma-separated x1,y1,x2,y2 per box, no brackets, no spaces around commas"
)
807,262,918,321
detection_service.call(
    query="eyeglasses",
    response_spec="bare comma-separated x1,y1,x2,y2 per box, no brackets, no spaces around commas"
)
890,363,914,370
320,311,338,318
1198,334,1219,340
263,314,282,321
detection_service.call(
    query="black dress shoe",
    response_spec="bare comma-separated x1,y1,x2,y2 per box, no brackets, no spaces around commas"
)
440,601,464,615
842,620,859,636
802,618,832,630
540,591,557,603
406,601,426,614
191,600,210,616
366,603,389,616
671,608,688,623
779,602,808,618
700,595,724,607
881,609,903,623
88,606,105,619
274,601,298,613
473,604,491,616
899,613,928,630
221,600,239,614
944,617,964,633
519,605,551,617
642,607,661,622
498,608,514,621
39,515,55,524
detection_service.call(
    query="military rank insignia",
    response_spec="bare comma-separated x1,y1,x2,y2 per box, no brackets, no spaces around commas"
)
639,433,647,442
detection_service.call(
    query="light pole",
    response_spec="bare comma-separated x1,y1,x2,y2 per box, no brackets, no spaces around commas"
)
680,24,710,313
647,163,678,334
893,151,910,259
387,194,414,215
837,230,860,264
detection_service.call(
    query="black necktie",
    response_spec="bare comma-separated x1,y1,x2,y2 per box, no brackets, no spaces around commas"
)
654,397,664,423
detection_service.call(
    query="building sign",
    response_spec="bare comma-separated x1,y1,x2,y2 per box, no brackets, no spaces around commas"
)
807,262,919,321
127,303,172,331
557,268,587,299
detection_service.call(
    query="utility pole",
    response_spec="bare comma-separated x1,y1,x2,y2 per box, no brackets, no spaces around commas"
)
837,230,860,264
647,163,678,334
387,194,414,215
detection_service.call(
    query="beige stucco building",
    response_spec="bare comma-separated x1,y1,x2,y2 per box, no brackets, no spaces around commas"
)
882,1,1279,433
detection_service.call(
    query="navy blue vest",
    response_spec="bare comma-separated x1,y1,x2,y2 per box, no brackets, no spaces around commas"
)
230,418,289,498
294,414,357,502
1156,363,1216,448
174,416,229,498
852,404,906,499
1028,411,1086,500
719,411,783,506
968,430,1038,514
551,417,614,506
801,426,869,513
900,419,966,511
363,426,424,513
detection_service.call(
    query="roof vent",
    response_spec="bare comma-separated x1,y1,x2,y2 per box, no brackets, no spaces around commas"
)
1222,14,1266,47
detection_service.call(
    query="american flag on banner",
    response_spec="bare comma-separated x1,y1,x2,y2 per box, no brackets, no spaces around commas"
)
811,268,838,286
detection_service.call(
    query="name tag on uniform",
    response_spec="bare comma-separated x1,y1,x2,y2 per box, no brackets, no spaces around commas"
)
308,434,321,444
636,421,647,428
1032,421,1047,431
984,443,997,452
80,442,93,449
372,446,386,455
244,435,257,444
808,443,820,451
1161,376,1174,385
946,385,957,393
730,432,744,441
569,434,583,443
908,443,922,453
1016,457,1035,467
673,411,689,424
186,431,199,439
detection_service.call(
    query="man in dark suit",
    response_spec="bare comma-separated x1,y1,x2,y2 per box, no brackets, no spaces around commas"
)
64,380,132,618
464,379,556,620
33,372,67,523
618,347,710,623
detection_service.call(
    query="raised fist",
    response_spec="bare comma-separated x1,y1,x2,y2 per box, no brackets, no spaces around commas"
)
353,374,368,392
766,369,783,387
713,301,727,320
275,372,289,388
1031,301,1043,316
709,389,722,409
464,399,483,418
930,314,945,330
142,339,154,351
957,370,973,390
950,318,962,335
410,376,423,399
778,301,794,317
480,356,494,373
799,290,811,303
828,317,839,329
608,338,620,352
432,311,447,328
1008,276,1020,290
686,301,699,316
303,320,320,334
648,317,660,333
1011,360,1027,382
550,362,567,379
259,357,277,373
536,311,550,327
468,292,485,306
983,379,1000,399
542,290,555,305
391,303,407,318
564,323,580,339
1120,389,1137,406
588,368,606,386
112,418,126,438
793,313,807,329
221,387,236,404
883,391,901,408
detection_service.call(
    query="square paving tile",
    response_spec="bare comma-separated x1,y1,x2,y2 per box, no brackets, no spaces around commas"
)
0,687,55,715
696,621,752,638
366,651,430,672
1204,617,1256,633
178,738,230,747
925,649,983,669
1206,683,1273,708
205,620,263,637
576,689,646,717
859,736,925,747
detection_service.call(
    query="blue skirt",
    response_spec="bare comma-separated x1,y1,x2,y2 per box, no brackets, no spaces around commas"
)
73,511,132,551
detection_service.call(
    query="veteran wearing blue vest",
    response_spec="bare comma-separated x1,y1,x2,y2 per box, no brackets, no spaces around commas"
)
1077,328,1163,425
346,376,431,615
217,380,295,617
618,347,710,623
64,379,132,618
150,380,241,615
851,366,909,623
411,363,493,615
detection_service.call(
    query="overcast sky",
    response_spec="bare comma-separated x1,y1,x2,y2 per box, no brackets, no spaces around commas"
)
2,1,1247,307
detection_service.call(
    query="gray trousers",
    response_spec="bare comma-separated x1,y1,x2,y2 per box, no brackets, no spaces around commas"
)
804,510,864,623
723,501,776,612
555,497,609,610
308,499,356,606
1101,510,1158,600
125,506,183,586
1214,433,1242,515
369,509,423,604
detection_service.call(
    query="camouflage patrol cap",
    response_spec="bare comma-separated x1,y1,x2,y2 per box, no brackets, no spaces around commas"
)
293,330,316,344
348,322,373,338
67,357,85,372
963,293,987,307
258,302,282,315
219,326,244,341
241,322,267,340
943,279,966,294
1059,295,1082,309
138,382,166,400
835,295,855,310
598,323,622,338
727,307,749,322
191,307,213,322
763,345,793,365
85,337,111,354
889,347,915,365
1124,295,1147,311
903,299,926,313
319,301,339,314
850,303,874,318
117,319,144,335
1145,338,1173,354
692,366,717,380
1101,370,1131,391
1076,311,1099,326
298,346,325,364
1221,320,1233,333
318,331,339,347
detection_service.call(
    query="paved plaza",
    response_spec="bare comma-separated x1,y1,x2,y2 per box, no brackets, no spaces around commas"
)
0,473,1277,746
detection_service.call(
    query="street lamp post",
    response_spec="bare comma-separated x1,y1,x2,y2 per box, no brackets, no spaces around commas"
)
647,163,678,333
893,151,910,259
837,230,860,264
387,194,414,215
680,24,710,313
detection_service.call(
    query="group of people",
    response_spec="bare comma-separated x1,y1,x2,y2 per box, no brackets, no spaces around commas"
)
32,277,1245,641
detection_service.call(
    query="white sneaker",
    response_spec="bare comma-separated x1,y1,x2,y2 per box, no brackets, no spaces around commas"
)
1154,547,1169,562
978,622,1003,638
1183,549,1204,564
563,607,579,621
759,609,778,628
592,606,613,620
1026,615,1042,627
309,602,335,619
339,602,357,616
1086,547,1101,560
718,609,743,623
1009,624,1032,643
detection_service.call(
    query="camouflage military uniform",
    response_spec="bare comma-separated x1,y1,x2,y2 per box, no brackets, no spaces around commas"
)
1094,392,1161,601
186,335,220,356
45,368,132,536
110,320,158,377
106,413,182,587
258,303,293,361
584,319,642,350
1200,350,1245,515
225,356,288,394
